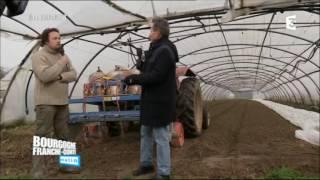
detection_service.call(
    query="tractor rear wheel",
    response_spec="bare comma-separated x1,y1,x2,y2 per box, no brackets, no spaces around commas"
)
202,103,210,129
177,78,203,138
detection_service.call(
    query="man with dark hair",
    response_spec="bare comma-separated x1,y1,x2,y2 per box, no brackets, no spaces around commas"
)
31,28,77,178
124,17,178,179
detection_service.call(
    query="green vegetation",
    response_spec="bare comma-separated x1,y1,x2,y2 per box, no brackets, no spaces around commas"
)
263,167,320,179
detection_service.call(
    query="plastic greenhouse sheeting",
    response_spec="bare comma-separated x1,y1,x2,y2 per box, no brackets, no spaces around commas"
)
0,0,319,140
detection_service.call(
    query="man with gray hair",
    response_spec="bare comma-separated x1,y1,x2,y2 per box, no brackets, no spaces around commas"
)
124,17,179,179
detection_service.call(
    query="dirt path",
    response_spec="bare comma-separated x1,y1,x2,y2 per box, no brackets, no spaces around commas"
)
1,99,319,179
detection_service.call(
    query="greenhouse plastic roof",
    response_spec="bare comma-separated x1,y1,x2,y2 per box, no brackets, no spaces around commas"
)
0,0,319,121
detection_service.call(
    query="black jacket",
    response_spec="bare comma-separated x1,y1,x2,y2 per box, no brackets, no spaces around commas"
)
130,38,178,127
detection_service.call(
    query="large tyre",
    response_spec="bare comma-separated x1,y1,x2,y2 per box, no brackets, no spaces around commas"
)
177,78,203,138
202,103,210,129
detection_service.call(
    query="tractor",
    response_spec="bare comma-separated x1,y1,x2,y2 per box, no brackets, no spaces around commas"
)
68,65,210,147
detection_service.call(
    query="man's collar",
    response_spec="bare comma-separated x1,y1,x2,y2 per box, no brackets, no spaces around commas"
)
43,45,59,54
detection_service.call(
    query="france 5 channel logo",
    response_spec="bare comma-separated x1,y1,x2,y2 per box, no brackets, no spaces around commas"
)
286,15,296,30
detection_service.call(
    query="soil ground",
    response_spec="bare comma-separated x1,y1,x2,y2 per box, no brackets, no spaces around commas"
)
0,99,319,179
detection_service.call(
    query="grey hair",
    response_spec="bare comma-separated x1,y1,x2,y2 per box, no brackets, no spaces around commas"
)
151,17,170,38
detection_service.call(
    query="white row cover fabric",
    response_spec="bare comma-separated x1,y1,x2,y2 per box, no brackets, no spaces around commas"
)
254,99,320,146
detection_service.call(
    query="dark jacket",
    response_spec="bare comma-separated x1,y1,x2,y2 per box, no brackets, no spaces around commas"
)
130,38,178,127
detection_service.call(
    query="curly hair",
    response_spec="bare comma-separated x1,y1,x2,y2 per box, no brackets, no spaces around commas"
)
40,28,60,47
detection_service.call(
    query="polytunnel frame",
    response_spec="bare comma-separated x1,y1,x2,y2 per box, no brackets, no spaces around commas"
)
180,40,320,102
109,11,319,103
204,69,302,103
1,0,148,114
103,10,319,103
173,26,319,104
201,68,302,104
0,1,319,115
193,55,318,104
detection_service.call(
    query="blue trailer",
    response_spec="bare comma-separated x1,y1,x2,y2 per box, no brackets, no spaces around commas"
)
69,94,141,124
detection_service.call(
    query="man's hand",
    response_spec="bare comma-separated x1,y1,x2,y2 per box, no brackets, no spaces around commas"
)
57,74,63,81
59,55,70,65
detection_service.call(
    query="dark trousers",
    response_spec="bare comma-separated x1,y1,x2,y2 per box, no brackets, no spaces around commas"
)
32,105,70,177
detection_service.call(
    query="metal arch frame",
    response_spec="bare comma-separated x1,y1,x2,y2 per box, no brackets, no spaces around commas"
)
189,50,320,94
203,67,298,104
201,85,214,99
176,33,319,103
257,38,320,91
43,0,96,31
0,1,318,40
0,45,38,115
261,71,319,105
168,7,318,38
201,85,233,101
204,70,292,103
211,87,232,101
172,27,314,44
254,12,276,87
1,15,40,36
209,72,294,103
104,9,314,46
198,59,318,103
171,24,319,103
207,70,300,103
180,43,317,68
1,2,318,114
202,85,214,99
218,79,289,102
100,23,316,48
194,54,319,95
76,38,134,56
0,0,147,39
58,1,147,38
194,57,317,104
204,67,314,104
181,43,320,102
170,13,264,36
123,12,270,44
202,86,222,101
102,0,146,20
261,70,320,95
201,84,223,100
0,29,35,40
206,68,303,100
213,14,237,72
169,22,319,30
1,0,97,39
204,67,316,104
